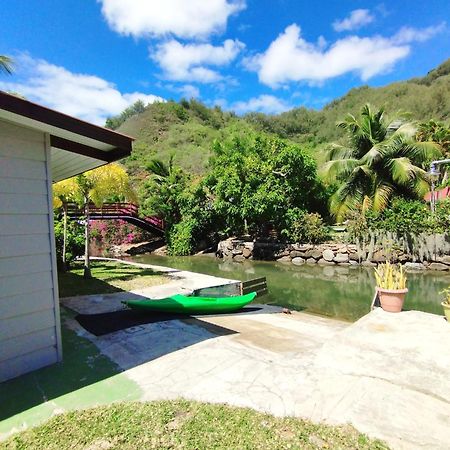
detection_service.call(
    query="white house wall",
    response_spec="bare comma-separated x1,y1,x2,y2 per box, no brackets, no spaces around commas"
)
0,119,61,382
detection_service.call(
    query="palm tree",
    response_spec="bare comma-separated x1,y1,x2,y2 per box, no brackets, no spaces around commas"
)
322,104,441,221
146,155,174,184
0,55,14,74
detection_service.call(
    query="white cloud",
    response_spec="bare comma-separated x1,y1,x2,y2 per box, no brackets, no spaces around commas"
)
392,23,446,44
178,84,200,98
165,83,200,98
151,39,245,83
0,55,164,125
98,0,246,39
246,23,443,88
230,94,291,115
333,9,374,32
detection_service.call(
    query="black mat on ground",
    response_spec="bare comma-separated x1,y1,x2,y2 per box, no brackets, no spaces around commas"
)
75,309,189,336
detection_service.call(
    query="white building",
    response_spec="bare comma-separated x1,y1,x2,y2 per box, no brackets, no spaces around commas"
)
0,91,133,382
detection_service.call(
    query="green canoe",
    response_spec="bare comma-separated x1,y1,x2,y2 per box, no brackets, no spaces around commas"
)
122,292,257,314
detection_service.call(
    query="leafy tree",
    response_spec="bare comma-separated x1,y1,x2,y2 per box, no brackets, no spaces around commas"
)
53,178,79,268
322,104,441,221
0,55,13,74
105,100,147,130
140,157,213,255
205,134,327,236
60,163,136,277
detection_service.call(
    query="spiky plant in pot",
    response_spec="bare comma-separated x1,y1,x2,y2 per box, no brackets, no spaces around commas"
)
374,262,408,313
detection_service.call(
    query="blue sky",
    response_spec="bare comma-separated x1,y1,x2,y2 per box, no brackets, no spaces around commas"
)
1,0,449,124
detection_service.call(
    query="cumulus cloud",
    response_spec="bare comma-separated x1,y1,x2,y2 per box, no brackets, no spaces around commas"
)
246,23,444,87
151,39,245,83
230,94,291,115
333,9,374,32
98,0,246,39
0,55,164,125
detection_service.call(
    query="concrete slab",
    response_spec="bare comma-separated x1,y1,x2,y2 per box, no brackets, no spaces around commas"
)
65,292,449,450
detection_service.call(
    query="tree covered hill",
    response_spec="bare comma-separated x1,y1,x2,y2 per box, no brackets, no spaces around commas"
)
115,58,450,175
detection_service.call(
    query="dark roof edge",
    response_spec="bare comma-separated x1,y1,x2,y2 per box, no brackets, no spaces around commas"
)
0,91,134,151
50,135,131,162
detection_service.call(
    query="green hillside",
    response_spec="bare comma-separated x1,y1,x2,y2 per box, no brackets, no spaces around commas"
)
117,58,450,175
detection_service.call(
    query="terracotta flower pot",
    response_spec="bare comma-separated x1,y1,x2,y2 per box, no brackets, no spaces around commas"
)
441,302,450,322
376,287,408,313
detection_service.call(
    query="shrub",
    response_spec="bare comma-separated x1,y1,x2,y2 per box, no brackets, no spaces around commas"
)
347,197,450,241
282,208,330,244
167,217,197,256
53,214,84,268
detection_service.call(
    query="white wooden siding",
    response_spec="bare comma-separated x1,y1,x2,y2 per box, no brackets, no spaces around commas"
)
0,119,60,382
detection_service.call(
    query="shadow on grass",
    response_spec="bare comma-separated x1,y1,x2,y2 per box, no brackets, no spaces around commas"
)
58,261,167,298
0,265,237,424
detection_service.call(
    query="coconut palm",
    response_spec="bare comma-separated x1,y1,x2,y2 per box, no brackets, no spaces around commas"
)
322,104,441,221
0,55,14,74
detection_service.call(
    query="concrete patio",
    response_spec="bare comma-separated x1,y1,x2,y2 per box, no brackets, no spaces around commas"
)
1,265,449,449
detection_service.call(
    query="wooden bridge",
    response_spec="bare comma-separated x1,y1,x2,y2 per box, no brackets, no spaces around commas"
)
66,202,165,235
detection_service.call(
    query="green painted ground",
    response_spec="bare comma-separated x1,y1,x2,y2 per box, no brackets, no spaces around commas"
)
0,400,389,450
0,308,141,440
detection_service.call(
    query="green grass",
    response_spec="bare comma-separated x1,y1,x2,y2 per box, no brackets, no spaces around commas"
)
0,400,389,450
58,261,168,297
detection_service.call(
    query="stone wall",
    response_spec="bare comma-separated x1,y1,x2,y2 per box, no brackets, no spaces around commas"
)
217,237,450,271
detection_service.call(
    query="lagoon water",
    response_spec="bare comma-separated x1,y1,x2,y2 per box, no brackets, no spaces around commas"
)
127,254,450,322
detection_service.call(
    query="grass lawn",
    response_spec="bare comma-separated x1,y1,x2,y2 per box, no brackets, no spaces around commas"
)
0,400,389,450
58,260,168,297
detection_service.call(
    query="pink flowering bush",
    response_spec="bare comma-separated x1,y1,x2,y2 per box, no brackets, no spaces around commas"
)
90,220,150,247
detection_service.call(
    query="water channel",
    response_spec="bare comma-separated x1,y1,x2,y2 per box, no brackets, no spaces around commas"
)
127,254,450,322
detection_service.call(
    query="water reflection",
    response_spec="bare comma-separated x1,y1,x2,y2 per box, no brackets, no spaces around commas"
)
127,254,450,322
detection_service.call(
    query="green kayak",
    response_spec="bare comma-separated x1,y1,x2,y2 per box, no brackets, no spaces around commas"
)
122,292,257,314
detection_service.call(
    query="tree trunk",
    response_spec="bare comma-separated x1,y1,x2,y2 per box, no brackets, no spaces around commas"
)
83,196,91,278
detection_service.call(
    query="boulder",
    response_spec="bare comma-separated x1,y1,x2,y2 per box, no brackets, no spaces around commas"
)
277,255,291,263
322,249,335,262
290,250,304,258
404,262,425,271
291,257,305,265
334,253,349,263
242,247,252,258
306,258,317,264
233,255,245,262
305,249,323,259
436,255,450,265
317,258,335,266
428,262,449,271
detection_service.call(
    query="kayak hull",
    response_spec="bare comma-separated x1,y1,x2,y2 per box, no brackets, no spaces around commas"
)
123,292,257,314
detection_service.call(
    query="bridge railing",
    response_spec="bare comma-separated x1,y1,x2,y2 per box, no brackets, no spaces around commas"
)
65,202,165,230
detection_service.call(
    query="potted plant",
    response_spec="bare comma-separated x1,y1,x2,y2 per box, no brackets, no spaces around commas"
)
440,286,450,322
374,262,408,313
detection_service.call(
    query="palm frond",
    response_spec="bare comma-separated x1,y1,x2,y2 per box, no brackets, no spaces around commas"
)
389,157,416,184
146,158,170,178
373,183,394,211
320,158,359,182
324,143,355,161
0,55,14,74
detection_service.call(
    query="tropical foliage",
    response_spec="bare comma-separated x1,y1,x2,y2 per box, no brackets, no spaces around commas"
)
0,55,13,74
322,104,441,221
53,163,136,276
